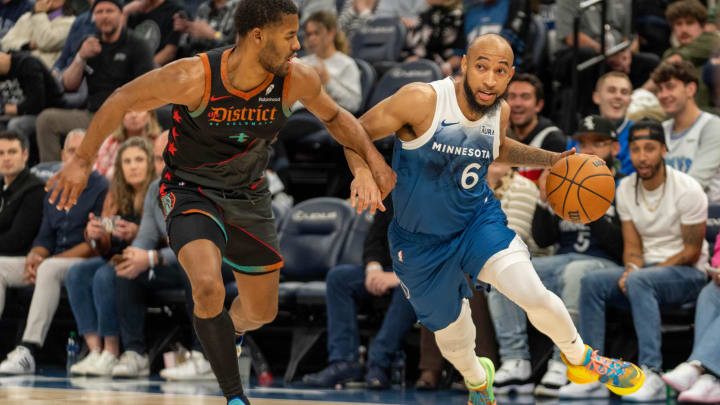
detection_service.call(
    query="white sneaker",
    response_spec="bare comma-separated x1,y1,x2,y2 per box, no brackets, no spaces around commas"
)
662,361,701,393
493,359,534,395
622,368,666,402
0,346,35,375
85,351,118,376
534,360,568,397
558,381,610,399
70,350,101,375
159,350,215,381
111,351,149,378
678,374,720,403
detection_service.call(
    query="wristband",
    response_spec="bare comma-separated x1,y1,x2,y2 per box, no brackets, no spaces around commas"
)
75,54,85,64
627,263,639,272
148,249,155,270
365,263,383,273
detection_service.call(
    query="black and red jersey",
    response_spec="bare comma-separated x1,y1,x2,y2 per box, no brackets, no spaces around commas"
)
164,46,292,192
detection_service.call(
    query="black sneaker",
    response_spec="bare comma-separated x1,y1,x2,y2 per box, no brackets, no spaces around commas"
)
365,363,391,389
301,361,364,387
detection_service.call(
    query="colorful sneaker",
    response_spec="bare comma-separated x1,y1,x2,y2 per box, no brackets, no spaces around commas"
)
467,357,496,405
561,345,645,396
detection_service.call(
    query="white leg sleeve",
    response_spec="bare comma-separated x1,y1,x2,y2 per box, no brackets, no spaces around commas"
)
478,238,586,365
434,299,487,385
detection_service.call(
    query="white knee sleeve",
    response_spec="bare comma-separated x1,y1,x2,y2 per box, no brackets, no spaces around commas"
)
434,299,487,385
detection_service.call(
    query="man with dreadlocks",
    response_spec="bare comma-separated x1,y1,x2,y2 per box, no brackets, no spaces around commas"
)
565,118,710,401
43,1,395,404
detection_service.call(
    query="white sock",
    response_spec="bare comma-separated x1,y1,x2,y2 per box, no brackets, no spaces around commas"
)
558,333,587,365
434,299,487,386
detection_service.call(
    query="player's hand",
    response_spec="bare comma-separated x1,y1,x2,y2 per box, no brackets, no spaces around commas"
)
367,153,396,200
350,170,385,214
538,169,550,202
550,148,575,167
78,37,102,60
46,155,93,211
115,247,150,279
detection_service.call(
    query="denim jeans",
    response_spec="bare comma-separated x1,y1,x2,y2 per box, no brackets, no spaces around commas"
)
689,282,720,375
325,264,417,368
487,253,617,362
580,265,707,369
65,257,118,337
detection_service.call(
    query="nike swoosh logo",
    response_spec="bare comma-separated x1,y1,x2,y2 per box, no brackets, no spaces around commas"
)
441,119,459,127
210,95,231,102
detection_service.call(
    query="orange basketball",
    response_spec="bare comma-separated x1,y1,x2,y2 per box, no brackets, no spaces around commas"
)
545,154,615,224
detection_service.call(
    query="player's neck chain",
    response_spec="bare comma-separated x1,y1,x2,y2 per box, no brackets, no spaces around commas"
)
639,180,666,212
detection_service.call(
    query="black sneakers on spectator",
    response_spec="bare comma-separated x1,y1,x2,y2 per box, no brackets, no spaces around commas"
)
365,363,391,389
301,361,364,387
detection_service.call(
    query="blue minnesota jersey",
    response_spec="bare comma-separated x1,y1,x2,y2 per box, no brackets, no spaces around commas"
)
392,77,502,236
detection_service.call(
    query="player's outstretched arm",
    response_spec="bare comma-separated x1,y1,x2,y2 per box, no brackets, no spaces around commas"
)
46,57,206,211
495,101,575,167
291,61,396,209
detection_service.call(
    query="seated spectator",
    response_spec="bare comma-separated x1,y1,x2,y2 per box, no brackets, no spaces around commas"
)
1,0,75,69
338,0,427,40
65,136,156,376
632,0,672,58
52,0,96,75
590,72,634,175
463,0,535,71
0,51,65,156
653,61,720,203
605,46,661,91
490,115,624,397
0,130,107,374
124,0,185,66
94,110,162,179
402,0,465,77
658,0,718,109
35,0,154,163
561,119,710,400
662,259,720,402
0,0,32,39
506,73,566,184
302,196,418,389
173,0,239,58
294,11,361,114
0,131,44,256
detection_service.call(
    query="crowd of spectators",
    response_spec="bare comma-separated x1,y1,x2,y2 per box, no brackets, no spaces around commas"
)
0,0,718,402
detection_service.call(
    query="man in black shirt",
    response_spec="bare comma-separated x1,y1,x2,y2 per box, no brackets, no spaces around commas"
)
34,0,155,162
0,131,44,256
124,0,184,66
0,51,65,151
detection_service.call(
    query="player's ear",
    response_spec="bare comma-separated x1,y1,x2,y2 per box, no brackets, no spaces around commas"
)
461,55,467,74
509,65,515,80
251,27,263,44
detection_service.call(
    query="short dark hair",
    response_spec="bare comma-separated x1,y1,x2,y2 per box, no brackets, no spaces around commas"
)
666,0,707,26
0,130,28,150
234,0,298,38
650,60,699,86
509,73,544,101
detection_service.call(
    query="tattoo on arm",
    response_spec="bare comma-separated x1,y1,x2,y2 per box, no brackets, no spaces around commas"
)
502,140,554,167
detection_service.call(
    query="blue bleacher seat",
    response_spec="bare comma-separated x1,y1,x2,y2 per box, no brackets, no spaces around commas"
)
366,59,444,110
335,210,375,266
707,203,720,255
354,57,376,115
278,197,355,280
351,17,406,74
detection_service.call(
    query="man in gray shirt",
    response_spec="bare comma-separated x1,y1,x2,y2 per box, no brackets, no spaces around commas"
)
653,61,720,204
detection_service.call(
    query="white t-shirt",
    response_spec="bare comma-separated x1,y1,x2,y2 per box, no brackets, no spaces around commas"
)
616,166,709,271
294,52,362,113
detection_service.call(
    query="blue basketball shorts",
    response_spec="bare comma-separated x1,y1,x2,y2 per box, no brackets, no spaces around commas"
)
388,200,518,331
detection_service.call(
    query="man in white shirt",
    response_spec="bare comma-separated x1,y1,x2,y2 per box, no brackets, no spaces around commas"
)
653,60,720,203
560,118,709,401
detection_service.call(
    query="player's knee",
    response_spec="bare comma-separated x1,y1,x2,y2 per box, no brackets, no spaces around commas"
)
191,277,226,309
245,300,278,325
434,300,475,354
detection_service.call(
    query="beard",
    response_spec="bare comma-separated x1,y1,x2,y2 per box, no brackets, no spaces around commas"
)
463,75,501,117
637,158,664,180
259,41,289,77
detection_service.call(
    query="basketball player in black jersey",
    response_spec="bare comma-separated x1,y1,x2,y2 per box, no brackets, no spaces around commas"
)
45,1,395,404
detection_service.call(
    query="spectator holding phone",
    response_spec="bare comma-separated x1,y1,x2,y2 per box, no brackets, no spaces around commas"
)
662,233,720,402
63,137,157,376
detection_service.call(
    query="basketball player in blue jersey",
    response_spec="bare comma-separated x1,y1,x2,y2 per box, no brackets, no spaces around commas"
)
43,1,395,404
345,34,646,405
